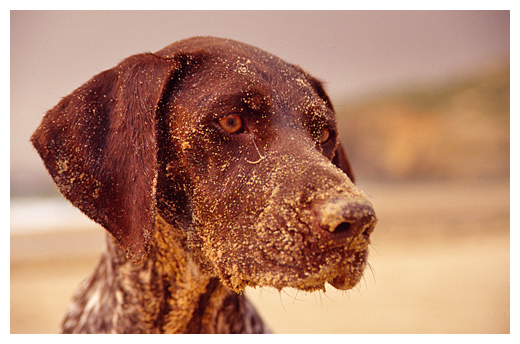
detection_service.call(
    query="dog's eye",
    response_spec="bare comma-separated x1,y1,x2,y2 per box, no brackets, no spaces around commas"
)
219,114,243,134
319,128,331,144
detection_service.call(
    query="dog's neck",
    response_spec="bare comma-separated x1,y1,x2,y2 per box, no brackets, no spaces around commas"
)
60,215,269,333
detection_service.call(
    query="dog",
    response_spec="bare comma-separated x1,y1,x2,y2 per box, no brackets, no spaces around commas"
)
31,36,377,333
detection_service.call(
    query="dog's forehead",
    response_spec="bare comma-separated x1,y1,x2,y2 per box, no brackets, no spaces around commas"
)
158,37,315,90
159,37,332,123
185,54,323,107
158,36,282,65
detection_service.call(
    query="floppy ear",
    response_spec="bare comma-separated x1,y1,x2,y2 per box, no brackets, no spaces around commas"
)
332,140,355,184
31,53,177,262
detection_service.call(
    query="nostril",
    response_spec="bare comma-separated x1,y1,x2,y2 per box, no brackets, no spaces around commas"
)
327,221,359,241
324,219,373,242
332,222,352,235
361,224,372,237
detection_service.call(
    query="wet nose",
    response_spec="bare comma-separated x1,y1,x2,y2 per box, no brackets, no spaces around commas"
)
314,197,377,241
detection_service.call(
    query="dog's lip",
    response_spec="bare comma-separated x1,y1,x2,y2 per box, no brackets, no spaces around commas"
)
328,273,350,290
273,267,363,292
268,247,369,291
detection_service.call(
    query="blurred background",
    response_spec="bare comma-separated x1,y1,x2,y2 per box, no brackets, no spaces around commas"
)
10,11,510,333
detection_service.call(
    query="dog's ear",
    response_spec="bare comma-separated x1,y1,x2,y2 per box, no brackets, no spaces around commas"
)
332,141,355,183
303,72,356,183
31,53,177,262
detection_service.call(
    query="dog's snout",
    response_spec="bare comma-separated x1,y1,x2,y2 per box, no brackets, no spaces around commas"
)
315,197,376,241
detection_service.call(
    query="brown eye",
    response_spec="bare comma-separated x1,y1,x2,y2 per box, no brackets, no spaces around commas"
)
218,114,243,133
319,128,331,144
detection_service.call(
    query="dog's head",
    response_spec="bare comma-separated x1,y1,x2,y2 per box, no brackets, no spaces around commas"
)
32,37,376,293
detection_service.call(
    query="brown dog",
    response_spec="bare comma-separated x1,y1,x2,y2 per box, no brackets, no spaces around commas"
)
31,36,377,333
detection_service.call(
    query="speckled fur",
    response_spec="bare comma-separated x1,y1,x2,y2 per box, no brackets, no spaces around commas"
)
32,37,377,333
60,215,268,333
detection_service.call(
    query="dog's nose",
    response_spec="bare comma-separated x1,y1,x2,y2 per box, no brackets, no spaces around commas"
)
314,197,377,241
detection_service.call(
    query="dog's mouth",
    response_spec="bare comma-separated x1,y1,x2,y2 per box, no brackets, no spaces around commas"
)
286,238,371,292
211,210,375,293
212,224,372,293
326,246,370,291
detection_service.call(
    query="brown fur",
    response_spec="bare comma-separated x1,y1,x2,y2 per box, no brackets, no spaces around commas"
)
31,36,377,333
